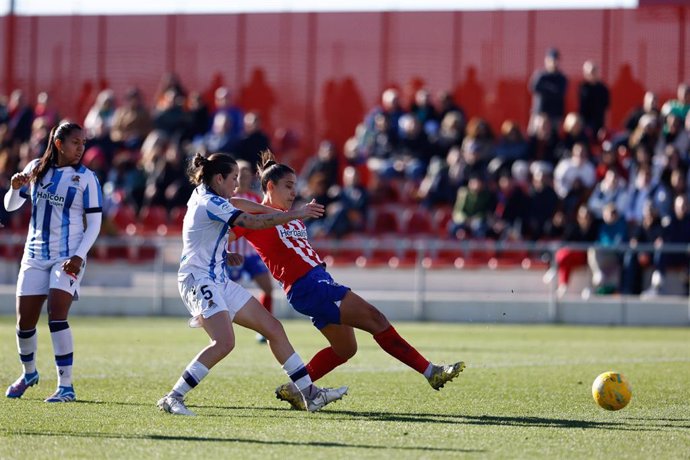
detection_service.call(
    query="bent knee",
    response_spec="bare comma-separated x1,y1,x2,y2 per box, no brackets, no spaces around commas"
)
333,341,357,360
213,338,235,357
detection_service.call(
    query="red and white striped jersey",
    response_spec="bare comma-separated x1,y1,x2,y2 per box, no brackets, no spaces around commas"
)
233,217,324,292
227,191,262,257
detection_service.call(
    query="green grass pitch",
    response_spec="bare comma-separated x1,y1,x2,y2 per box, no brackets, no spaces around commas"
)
0,316,688,459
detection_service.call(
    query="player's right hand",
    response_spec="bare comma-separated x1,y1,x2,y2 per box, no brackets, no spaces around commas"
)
10,173,30,190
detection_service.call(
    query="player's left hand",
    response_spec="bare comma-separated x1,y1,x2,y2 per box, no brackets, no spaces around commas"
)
62,255,84,276
299,199,325,219
226,253,244,266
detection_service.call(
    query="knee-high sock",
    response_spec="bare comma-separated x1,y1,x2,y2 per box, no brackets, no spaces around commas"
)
16,328,37,375
49,320,73,387
306,347,348,382
172,360,209,398
282,352,317,398
373,325,430,374
259,292,273,314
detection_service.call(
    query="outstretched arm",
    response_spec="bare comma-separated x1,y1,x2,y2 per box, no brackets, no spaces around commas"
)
233,199,324,229
230,197,275,214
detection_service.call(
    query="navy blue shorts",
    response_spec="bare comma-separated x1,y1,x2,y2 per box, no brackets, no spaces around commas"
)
287,266,351,330
226,255,269,282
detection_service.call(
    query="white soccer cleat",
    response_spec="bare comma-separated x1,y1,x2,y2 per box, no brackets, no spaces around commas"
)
304,386,348,412
157,394,195,416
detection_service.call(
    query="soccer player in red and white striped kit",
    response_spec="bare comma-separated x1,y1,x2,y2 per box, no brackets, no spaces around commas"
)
231,150,465,410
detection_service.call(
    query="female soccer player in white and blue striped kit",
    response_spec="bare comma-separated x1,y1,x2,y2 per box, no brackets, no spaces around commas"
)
3,122,102,403
156,152,347,415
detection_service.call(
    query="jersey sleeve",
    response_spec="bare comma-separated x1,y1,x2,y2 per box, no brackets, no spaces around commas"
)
207,195,243,226
83,171,103,214
19,159,39,199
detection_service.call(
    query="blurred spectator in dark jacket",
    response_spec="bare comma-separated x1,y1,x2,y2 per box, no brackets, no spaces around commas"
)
527,112,559,165
310,166,369,239
200,111,239,155
493,120,528,166
642,194,690,297
153,89,189,139
529,48,568,129
578,60,610,138
7,89,33,146
111,87,152,150
621,200,664,295
433,110,465,158
488,172,528,240
525,162,561,239
185,91,211,142
301,140,340,187
235,112,271,171
418,145,465,209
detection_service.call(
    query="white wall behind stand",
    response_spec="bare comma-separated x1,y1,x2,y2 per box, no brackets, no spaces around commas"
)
0,262,687,326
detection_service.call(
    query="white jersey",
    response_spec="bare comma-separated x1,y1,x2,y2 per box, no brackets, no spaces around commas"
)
19,159,102,262
178,184,243,282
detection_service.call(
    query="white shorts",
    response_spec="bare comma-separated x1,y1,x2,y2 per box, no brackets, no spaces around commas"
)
17,257,86,299
178,274,253,328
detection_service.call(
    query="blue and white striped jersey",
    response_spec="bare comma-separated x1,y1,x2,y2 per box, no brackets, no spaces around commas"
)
19,159,103,261
178,184,243,282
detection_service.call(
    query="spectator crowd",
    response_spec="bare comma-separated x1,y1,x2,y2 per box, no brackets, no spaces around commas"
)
1,50,689,297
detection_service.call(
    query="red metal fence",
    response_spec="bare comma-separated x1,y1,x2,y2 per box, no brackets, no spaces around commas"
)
2,6,688,163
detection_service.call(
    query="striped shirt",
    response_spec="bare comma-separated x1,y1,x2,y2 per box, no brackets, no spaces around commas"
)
19,159,102,261
233,217,324,292
178,184,243,282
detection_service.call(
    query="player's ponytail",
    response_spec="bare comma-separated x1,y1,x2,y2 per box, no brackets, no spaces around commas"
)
31,121,82,184
188,152,237,186
258,149,294,192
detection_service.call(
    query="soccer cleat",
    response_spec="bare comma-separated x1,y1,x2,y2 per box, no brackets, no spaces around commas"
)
304,386,349,412
256,333,268,344
157,394,195,416
5,371,40,398
427,361,465,390
275,382,306,411
45,385,76,403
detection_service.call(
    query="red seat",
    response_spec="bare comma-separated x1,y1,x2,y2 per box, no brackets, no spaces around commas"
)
168,206,186,234
432,206,453,238
138,205,169,235
401,207,434,236
111,204,137,234
367,206,401,235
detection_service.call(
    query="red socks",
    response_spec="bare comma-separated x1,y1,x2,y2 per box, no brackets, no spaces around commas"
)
373,325,430,374
306,347,348,382
259,292,273,314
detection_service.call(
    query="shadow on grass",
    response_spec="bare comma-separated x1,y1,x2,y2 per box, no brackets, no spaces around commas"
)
21,400,688,432
320,410,687,432
0,429,483,453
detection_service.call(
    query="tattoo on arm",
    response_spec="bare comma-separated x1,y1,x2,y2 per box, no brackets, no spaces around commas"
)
235,211,294,229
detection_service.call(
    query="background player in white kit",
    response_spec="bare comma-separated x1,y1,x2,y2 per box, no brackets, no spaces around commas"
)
157,152,347,415
225,160,275,344
3,122,103,403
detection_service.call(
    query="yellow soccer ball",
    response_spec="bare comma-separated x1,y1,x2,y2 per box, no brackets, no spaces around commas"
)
592,371,632,411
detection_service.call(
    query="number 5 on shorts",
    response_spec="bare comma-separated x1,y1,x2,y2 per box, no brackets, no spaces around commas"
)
200,285,213,300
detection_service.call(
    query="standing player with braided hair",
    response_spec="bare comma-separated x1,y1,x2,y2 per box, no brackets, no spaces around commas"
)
157,152,347,416
4,122,102,403
230,150,465,410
